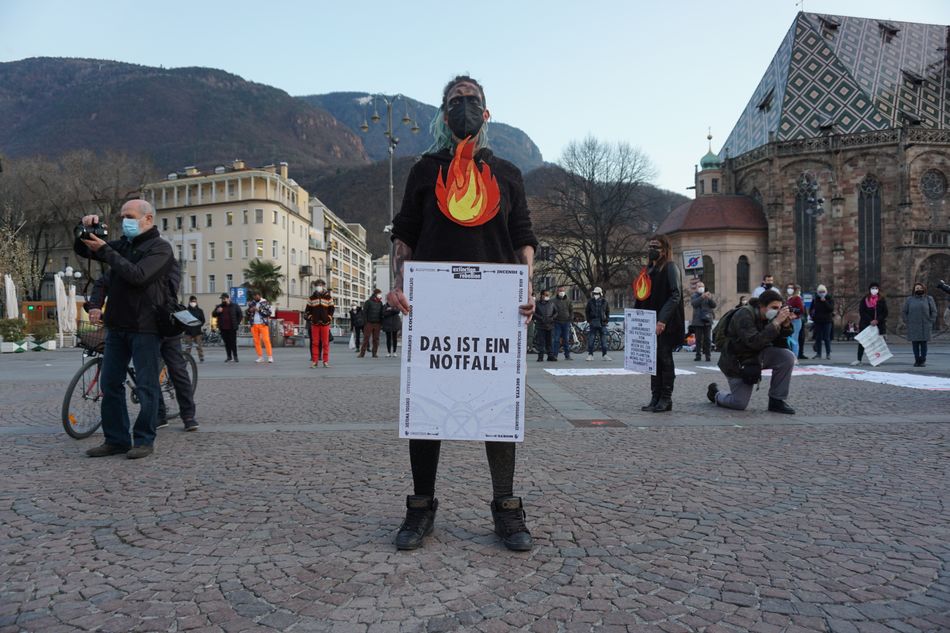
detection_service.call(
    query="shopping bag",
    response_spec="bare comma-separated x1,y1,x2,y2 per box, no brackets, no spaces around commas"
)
348,332,356,350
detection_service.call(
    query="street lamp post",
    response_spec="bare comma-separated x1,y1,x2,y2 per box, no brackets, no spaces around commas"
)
360,94,420,285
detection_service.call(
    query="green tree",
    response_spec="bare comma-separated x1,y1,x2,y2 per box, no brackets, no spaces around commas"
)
242,258,284,301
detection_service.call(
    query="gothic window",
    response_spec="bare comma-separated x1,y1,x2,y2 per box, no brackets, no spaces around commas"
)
751,188,763,206
701,256,716,293
920,169,947,201
858,175,882,292
737,256,750,293
795,173,818,293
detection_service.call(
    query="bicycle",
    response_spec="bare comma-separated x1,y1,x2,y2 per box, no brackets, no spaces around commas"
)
202,328,222,346
62,328,198,439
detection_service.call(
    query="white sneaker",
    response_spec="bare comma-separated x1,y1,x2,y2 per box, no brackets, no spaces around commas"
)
850,360,862,366
586,354,593,361
602,355,612,361
268,356,274,363
256,357,264,363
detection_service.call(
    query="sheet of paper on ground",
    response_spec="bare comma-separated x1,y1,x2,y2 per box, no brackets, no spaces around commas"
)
624,308,657,375
696,364,950,391
399,262,527,441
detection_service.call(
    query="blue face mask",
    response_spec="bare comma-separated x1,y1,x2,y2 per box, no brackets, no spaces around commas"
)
122,218,141,238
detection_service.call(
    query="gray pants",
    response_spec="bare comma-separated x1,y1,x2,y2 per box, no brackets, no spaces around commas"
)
716,346,795,410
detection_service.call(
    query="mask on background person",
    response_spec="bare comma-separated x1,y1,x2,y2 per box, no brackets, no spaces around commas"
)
786,287,795,296
541,295,549,302
189,302,197,308
765,308,779,320
763,283,773,290
818,291,827,298
316,285,325,293
121,217,141,239
915,289,924,296
592,293,601,299
446,95,485,140
647,248,660,261
557,292,566,298
870,288,879,296
375,293,382,299
696,286,705,294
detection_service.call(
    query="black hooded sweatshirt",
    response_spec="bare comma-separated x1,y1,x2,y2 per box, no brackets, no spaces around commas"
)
391,148,538,263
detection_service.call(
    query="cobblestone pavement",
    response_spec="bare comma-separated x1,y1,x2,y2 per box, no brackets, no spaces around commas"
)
1,347,949,632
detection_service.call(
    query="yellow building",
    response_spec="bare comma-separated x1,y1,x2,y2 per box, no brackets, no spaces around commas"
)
310,199,372,330
142,160,312,312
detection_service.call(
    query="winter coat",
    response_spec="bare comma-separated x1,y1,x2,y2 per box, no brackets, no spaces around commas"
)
902,294,938,342
363,297,384,323
585,298,609,327
214,302,243,331
381,306,402,333
73,226,174,334
809,295,835,323
718,302,793,379
858,296,889,335
535,299,557,330
305,291,335,326
245,299,272,325
349,307,365,330
553,297,573,323
690,292,717,326
185,306,206,337
633,262,685,344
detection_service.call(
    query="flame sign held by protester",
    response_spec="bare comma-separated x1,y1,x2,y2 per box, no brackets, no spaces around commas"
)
435,137,501,226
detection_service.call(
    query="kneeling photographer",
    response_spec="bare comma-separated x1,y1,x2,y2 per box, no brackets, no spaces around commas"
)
74,200,174,459
706,290,796,414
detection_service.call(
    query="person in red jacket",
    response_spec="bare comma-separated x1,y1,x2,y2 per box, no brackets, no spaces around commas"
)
785,283,805,358
305,280,335,368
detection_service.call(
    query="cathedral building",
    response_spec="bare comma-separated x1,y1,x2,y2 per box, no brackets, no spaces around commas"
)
662,12,949,328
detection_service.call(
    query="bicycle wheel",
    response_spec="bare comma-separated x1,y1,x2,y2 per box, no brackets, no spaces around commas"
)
62,357,104,439
609,330,623,351
182,351,198,393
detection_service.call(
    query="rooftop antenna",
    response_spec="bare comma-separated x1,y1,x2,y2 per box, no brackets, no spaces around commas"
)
795,0,805,12
707,127,713,152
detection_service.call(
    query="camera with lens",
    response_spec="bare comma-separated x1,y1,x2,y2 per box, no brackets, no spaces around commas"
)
74,221,109,241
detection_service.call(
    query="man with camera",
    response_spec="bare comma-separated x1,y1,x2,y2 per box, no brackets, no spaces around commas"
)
706,289,796,414
74,199,174,459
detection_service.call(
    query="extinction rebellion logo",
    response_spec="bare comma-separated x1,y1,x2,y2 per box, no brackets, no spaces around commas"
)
452,265,481,280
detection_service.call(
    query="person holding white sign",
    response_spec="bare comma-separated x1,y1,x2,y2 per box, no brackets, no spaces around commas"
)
632,234,684,412
852,282,888,366
387,75,538,552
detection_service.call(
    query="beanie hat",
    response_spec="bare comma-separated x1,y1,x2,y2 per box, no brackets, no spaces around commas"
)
817,284,827,293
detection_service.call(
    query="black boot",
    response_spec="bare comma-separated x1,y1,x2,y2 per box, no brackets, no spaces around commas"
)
641,394,659,411
651,394,672,412
767,398,795,414
707,382,719,403
536,355,544,362
491,496,533,551
394,495,438,550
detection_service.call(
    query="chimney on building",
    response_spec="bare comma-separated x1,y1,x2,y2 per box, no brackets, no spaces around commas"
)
279,161,289,180
184,166,199,176
232,159,245,170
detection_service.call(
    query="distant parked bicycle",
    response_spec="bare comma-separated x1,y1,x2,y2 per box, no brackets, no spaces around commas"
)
202,327,222,347
62,327,198,439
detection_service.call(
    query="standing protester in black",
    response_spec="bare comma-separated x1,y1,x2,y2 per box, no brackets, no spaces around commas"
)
634,234,684,412
213,293,243,362
387,75,538,552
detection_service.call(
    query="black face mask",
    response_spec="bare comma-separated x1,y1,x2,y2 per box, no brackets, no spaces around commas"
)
915,290,924,296
446,95,485,140
648,248,660,261
764,283,773,289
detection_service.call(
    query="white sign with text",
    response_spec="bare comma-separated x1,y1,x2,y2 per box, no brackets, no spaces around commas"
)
852,325,893,366
624,308,657,375
399,262,527,442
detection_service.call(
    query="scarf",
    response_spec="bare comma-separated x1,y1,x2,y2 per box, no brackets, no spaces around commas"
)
865,295,879,309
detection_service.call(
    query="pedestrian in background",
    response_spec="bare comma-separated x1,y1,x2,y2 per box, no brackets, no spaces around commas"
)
382,302,402,357
359,289,384,358
785,284,804,358
585,287,611,361
809,284,834,360
552,287,573,360
902,283,938,367
246,291,274,363
752,274,774,299
690,281,716,362
634,234,684,412
183,295,205,363
349,303,364,351
213,293,243,362
306,279,334,368
534,290,557,362
852,282,887,366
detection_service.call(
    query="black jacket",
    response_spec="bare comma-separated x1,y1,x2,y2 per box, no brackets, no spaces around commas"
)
185,306,205,337
349,307,365,330
381,305,402,332
363,297,384,323
553,297,573,323
391,148,538,263
74,226,174,334
535,299,558,330
809,295,835,323
585,297,609,327
857,296,888,334
213,302,243,331
718,303,793,378
634,262,685,343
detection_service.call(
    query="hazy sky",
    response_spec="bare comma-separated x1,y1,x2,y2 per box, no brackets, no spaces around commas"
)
1,0,947,193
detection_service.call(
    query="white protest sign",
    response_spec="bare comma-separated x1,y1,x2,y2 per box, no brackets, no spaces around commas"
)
682,250,703,271
399,262,527,442
852,325,893,366
623,308,657,375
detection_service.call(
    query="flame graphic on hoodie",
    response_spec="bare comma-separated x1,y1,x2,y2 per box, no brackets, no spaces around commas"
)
435,137,501,227
633,267,652,301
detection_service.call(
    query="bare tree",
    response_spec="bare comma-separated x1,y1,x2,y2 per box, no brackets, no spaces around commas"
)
536,136,657,298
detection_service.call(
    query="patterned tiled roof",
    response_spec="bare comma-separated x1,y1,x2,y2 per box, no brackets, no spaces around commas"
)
721,12,949,159
657,195,767,235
